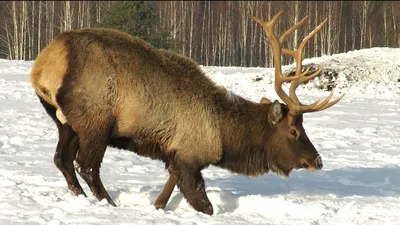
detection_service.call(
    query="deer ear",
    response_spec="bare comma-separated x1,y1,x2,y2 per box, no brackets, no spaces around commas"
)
268,100,283,126
260,97,271,104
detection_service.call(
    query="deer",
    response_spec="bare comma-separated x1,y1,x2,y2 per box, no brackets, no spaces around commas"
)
30,10,343,215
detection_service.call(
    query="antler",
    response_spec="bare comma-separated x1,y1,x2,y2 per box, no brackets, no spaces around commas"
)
253,10,344,122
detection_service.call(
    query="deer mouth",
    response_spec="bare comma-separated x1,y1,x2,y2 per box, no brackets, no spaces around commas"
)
302,163,318,172
301,156,323,172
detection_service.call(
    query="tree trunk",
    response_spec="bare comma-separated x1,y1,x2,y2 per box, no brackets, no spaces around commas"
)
12,2,19,59
38,1,42,56
327,1,332,55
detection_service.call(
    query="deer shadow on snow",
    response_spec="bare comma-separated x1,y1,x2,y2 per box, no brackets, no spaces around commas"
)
147,165,400,214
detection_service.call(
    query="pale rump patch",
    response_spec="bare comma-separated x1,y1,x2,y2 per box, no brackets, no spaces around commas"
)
56,109,67,124
30,39,68,109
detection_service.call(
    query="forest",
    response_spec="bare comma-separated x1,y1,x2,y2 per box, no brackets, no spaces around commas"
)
0,1,399,67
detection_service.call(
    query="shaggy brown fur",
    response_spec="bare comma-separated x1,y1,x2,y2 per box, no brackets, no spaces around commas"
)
31,28,322,215
38,94,172,206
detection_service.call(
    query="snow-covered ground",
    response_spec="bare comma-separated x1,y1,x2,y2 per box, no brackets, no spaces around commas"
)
0,47,400,225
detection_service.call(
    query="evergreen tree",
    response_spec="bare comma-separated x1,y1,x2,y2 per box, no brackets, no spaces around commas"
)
98,1,179,51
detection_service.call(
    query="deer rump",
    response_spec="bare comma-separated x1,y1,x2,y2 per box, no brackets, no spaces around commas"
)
30,11,343,216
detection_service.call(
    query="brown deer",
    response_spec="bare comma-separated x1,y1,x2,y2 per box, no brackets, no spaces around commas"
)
30,10,343,215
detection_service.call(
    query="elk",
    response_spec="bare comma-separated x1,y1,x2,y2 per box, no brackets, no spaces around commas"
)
30,10,343,215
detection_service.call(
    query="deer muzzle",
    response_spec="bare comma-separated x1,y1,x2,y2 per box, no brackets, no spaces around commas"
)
315,156,323,170
302,155,323,172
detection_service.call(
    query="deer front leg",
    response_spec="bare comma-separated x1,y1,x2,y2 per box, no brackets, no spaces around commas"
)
171,162,213,215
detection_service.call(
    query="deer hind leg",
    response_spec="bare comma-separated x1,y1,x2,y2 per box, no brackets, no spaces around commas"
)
35,94,86,197
171,161,213,215
154,174,176,210
54,124,86,197
74,123,116,206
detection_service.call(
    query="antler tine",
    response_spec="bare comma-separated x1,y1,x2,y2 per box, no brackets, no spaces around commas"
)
277,15,326,111
253,11,303,109
304,92,345,113
286,18,339,116
297,18,328,59
282,17,322,80
280,16,309,78
287,18,327,102
317,93,345,111
312,90,335,109
253,11,343,118
279,16,308,46
253,10,303,83
289,65,325,105
290,63,344,114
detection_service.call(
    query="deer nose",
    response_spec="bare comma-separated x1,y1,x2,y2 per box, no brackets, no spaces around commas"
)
315,156,323,170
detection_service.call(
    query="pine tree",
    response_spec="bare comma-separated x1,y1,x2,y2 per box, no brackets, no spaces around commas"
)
98,1,179,50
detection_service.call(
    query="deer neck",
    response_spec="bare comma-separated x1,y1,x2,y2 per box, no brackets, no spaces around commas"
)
214,95,273,176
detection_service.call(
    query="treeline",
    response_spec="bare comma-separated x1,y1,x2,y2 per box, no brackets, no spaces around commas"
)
0,1,399,67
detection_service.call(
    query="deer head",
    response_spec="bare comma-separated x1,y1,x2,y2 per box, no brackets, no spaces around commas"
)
253,11,344,176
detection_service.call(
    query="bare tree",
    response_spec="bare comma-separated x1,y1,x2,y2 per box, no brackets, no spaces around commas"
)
237,1,249,66
12,1,19,59
60,1,73,32
27,1,34,60
293,1,300,50
37,1,42,54
313,2,319,56
0,17,13,59
44,1,55,45
391,2,399,47
0,1,400,63
6,1,30,60
86,1,91,27
77,1,84,29
327,1,332,55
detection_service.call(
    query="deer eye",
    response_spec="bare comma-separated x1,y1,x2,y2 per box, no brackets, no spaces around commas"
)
290,130,297,137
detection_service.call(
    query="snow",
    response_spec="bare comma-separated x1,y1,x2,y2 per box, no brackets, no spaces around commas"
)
0,47,400,224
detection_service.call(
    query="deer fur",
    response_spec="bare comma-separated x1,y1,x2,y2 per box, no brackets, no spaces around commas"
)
31,27,323,215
